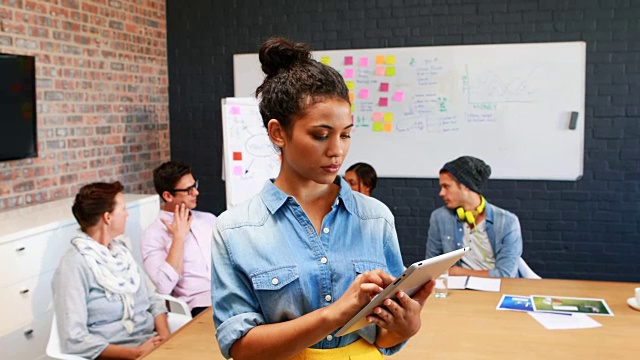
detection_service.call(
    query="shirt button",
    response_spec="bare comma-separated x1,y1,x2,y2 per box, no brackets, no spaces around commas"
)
325,294,332,302
326,335,333,341
321,257,328,264
323,227,329,234
272,278,279,285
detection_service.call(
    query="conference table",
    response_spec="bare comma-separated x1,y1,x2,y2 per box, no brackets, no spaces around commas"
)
141,278,640,359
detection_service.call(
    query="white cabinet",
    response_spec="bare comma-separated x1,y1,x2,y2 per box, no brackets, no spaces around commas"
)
0,194,159,359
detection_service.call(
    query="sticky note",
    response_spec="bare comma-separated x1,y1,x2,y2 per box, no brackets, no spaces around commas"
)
345,56,353,65
359,57,369,67
349,92,355,102
230,106,241,115
375,55,385,64
378,97,388,106
344,68,354,78
393,91,404,102
233,152,242,161
385,66,396,76
345,80,355,90
373,112,383,122
321,56,330,65
379,83,389,92
375,66,385,76
359,89,370,99
386,55,396,65
383,123,393,132
373,122,383,132
384,113,393,122
232,166,243,176
351,103,355,112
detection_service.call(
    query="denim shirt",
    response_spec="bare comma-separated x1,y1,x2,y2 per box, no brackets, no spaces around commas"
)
425,202,522,278
211,178,407,358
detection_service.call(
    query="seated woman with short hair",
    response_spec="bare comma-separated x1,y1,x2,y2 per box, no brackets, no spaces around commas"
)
52,181,170,359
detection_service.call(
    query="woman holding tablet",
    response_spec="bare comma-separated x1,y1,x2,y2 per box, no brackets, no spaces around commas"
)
210,37,434,360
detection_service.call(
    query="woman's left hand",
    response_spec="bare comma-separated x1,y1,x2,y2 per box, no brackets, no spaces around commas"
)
368,280,435,345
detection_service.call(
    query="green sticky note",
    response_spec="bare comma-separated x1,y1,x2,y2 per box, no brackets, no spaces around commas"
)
373,122,383,132
345,81,355,90
385,66,396,76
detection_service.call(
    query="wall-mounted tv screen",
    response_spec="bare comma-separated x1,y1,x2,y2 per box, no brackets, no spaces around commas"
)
0,53,37,161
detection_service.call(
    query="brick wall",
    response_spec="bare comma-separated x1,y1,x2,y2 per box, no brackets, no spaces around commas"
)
0,0,169,210
167,0,640,281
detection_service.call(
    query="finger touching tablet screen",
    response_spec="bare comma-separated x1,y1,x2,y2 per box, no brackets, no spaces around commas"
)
335,247,469,337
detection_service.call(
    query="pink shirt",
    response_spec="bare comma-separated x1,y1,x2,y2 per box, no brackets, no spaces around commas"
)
140,209,216,309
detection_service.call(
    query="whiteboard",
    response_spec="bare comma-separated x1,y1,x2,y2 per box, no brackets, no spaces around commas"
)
221,97,280,209
233,42,586,180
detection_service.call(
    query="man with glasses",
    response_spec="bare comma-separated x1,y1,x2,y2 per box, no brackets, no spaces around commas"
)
426,156,522,278
140,161,217,317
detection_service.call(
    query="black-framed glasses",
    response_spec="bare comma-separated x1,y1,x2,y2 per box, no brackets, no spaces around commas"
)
171,179,199,195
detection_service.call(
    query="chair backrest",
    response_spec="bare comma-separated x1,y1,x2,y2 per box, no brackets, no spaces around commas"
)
517,257,542,279
46,314,87,360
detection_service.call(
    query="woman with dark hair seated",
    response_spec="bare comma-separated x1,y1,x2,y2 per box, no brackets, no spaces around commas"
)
52,181,170,359
345,162,378,196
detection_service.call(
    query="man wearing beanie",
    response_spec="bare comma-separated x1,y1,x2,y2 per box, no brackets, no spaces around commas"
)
426,156,522,277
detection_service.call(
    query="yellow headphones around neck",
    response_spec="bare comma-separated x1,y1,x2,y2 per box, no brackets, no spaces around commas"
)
456,196,486,226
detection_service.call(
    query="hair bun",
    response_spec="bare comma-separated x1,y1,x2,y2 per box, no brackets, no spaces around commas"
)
258,37,311,77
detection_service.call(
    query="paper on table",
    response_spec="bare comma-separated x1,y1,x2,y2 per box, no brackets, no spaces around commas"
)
448,276,468,290
466,276,501,292
528,312,602,330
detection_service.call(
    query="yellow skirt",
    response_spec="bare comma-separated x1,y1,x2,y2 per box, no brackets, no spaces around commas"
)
290,338,383,360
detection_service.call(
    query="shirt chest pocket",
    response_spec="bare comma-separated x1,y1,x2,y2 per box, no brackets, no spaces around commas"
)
250,265,303,322
353,260,388,275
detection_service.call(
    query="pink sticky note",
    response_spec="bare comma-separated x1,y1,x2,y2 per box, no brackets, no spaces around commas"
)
345,56,353,65
232,166,243,176
359,89,370,99
373,112,383,122
375,65,385,76
230,106,241,115
344,68,354,79
393,91,404,102
359,57,369,67
380,83,389,92
378,97,388,106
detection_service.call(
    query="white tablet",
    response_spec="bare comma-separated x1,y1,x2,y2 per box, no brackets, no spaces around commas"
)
335,247,469,337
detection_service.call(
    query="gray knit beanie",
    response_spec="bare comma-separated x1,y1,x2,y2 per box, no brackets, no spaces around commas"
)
442,156,491,194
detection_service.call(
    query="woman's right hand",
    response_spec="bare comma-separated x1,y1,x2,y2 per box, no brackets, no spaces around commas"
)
330,269,395,324
135,335,165,358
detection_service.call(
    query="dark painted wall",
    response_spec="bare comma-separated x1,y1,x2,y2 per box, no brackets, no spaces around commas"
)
166,0,640,281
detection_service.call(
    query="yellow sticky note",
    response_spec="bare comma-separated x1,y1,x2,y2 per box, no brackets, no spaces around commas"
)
345,81,355,90
375,55,385,64
386,55,396,65
321,56,330,65
385,66,396,76
373,122,383,132
351,103,355,112
383,113,393,122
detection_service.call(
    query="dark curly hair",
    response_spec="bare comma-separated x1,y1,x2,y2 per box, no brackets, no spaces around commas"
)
255,37,350,136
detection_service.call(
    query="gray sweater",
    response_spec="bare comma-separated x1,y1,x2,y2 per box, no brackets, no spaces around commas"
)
52,245,167,359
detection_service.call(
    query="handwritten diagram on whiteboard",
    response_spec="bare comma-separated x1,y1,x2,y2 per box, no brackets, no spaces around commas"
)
234,42,585,180
221,98,280,209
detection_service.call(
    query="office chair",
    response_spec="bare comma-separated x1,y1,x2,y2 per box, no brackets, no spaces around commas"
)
518,257,542,279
